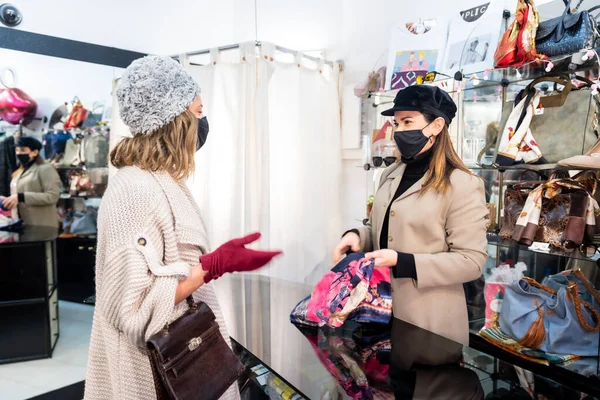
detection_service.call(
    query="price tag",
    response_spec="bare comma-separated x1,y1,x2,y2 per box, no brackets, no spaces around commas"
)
529,242,550,253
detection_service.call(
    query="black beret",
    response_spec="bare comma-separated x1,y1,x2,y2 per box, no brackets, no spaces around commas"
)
381,85,457,125
16,136,43,152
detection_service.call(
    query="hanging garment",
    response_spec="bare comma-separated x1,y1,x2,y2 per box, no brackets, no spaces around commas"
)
290,253,392,328
0,135,16,197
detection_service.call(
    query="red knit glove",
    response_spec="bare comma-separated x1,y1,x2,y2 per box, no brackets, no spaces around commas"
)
200,232,282,283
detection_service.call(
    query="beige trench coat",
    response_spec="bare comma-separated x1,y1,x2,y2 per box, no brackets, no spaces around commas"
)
356,163,488,345
11,161,61,228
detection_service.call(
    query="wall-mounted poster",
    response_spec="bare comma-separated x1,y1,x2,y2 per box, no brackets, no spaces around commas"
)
386,18,449,91
440,0,506,76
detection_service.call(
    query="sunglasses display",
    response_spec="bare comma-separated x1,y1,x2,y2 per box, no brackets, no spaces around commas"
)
563,241,599,258
416,72,437,85
372,156,397,167
415,70,453,85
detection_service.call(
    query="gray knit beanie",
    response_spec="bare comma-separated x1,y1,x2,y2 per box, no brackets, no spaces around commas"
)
116,55,201,135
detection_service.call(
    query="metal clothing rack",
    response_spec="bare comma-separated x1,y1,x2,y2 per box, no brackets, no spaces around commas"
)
172,41,343,70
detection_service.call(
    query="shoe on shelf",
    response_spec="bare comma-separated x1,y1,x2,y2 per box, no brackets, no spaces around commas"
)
558,138,600,169
557,153,600,169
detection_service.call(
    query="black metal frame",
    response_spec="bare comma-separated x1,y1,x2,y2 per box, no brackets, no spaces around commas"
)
0,26,146,68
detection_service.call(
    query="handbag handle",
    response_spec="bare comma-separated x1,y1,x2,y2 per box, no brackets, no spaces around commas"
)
548,170,570,180
569,267,600,306
523,74,573,108
566,282,600,331
517,170,547,182
523,276,600,332
161,296,197,334
556,0,574,41
574,170,599,195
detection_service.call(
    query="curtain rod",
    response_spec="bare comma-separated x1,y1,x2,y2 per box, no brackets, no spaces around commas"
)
173,41,342,68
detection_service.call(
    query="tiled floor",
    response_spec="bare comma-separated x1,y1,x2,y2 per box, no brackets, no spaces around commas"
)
0,301,93,400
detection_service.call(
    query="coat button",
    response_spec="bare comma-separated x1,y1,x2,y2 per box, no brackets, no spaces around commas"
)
388,236,393,242
137,238,147,246
390,211,396,217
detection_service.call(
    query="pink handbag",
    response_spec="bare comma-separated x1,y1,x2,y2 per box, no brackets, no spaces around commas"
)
0,69,37,125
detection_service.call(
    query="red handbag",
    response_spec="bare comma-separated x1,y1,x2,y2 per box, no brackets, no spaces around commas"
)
64,100,89,129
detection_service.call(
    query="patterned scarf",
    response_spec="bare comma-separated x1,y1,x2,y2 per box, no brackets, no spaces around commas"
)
497,90,544,164
513,179,600,248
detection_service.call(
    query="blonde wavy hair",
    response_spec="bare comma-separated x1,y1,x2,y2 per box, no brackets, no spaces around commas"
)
110,110,198,181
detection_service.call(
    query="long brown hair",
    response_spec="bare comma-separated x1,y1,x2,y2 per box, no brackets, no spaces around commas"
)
110,110,198,181
420,111,473,195
12,154,44,179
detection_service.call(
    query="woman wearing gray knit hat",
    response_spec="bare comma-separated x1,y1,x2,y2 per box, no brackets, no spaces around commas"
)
84,55,281,400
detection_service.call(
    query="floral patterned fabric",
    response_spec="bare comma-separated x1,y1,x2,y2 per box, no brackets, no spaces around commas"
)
513,179,600,248
292,325,393,400
290,253,392,328
497,89,544,165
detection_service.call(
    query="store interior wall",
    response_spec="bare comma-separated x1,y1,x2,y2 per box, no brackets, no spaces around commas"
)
3,0,584,268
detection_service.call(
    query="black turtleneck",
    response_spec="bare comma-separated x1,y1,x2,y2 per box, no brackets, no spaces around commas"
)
343,150,433,280
381,149,433,279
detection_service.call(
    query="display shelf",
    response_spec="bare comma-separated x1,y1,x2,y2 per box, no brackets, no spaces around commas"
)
462,47,600,90
59,194,103,200
469,163,600,172
469,332,600,397
55,165,108,171
486,233,600,262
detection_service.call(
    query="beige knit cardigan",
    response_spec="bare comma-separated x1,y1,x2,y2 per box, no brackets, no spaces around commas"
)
84,167,239,400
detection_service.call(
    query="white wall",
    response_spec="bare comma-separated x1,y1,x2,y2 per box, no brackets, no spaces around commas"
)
4,0,578,231
11,0,238,55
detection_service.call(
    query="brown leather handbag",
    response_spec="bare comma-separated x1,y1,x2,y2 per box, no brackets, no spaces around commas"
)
147,297,246,400
512,177,599,249
499,170,548,239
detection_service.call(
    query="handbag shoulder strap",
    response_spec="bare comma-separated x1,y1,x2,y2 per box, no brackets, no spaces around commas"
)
566,282,600,331
573,268,600,305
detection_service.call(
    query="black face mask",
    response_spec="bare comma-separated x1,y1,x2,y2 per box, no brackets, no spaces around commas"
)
197,117,209,151
17,153,33,167
393,122,433,160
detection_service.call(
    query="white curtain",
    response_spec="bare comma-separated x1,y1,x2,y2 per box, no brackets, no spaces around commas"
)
186,42,342,284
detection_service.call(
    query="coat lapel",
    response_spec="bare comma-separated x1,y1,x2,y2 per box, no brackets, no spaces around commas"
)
384,164,406,203
384,163,427,204
150,172,210,249
18,162,37,182
397,175,426,202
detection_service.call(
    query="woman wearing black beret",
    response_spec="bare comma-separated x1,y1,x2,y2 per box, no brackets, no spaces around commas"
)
333,85,488,345
1,136,61,228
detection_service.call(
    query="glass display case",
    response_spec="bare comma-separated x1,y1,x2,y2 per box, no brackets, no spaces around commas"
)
461,56,600,383
356,48,600,387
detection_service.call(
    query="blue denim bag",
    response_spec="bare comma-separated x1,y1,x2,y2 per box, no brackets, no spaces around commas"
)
499,273,600,356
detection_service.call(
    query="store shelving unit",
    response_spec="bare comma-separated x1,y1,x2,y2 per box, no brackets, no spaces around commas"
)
357,47,600,390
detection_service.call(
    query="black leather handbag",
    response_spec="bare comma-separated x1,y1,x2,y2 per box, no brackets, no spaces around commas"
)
536,0,599,57
147,297,246,400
